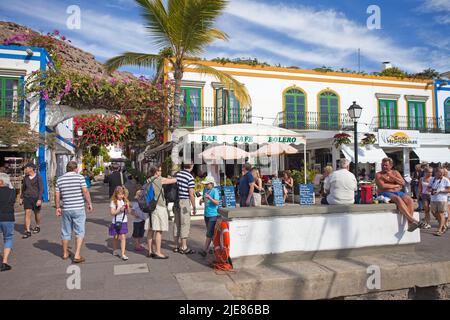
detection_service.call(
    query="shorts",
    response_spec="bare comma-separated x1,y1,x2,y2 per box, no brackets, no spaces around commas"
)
430,201,447,214
151,205,169,232
173,199,191,238
132,220,145,238
421,194,431,204
0,221,14,249
204,216,218,239
61,209,86,241
109,222,128,236
23,196,41,212
379,191,406,199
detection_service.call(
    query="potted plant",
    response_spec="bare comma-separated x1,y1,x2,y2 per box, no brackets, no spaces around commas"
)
333,133,352,148
360,133,377,149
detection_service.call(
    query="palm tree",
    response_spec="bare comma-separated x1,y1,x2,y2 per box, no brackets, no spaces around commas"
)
104,0,251,130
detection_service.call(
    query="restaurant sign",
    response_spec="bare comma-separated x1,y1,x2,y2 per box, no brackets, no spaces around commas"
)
378,129,420,147
191,134,302,145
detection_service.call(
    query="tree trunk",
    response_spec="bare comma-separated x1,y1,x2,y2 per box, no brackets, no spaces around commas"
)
172,66,183,130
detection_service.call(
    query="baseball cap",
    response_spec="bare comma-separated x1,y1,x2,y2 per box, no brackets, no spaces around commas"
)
201,176,216,185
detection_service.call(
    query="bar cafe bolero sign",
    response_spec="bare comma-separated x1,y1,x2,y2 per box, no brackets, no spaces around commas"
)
187,134,304,145
378,129,420,147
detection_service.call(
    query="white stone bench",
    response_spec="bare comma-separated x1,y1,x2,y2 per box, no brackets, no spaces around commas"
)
218,204,420,268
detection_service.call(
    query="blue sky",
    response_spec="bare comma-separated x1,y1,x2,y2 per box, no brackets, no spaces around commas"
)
1,0,449,77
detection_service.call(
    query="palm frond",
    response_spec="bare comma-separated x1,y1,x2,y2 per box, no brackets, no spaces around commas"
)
186,62,251,108
135,0,173,50
104,52,161,73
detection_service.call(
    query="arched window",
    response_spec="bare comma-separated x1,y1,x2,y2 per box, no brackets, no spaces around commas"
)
318,91,339,130
284,88,306,129
445,98,450,133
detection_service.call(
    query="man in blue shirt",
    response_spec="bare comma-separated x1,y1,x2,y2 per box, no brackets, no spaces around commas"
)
238,163,255,207
198,176,221,257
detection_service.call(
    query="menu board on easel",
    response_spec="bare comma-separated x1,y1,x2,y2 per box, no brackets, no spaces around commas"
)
299,184,315,205
272,179,284,207
222,186,236,208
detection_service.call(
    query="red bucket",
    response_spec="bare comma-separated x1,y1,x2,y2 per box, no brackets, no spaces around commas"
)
360,184,373,204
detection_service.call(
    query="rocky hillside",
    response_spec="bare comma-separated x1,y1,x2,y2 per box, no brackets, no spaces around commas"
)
0,21,134,79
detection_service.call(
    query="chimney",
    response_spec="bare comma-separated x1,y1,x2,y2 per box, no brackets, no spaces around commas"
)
382,61,392,70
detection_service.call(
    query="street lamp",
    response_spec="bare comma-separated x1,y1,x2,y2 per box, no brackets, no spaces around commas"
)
347,101,363,182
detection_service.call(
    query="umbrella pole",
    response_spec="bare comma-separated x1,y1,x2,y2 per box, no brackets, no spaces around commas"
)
304,143,307,183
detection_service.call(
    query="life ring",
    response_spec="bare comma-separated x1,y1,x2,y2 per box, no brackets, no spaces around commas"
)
212,217,232,271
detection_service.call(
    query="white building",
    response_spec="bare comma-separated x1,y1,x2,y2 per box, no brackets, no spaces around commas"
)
0,45,75,201
166,60,450,177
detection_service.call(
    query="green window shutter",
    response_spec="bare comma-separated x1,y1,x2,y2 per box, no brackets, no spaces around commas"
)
379,99,397,129
319,91,338,130
181,87,202,127
284,88,306,129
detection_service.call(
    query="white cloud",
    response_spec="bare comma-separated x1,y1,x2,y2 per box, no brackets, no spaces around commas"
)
420,0,450,12
222,0,429,72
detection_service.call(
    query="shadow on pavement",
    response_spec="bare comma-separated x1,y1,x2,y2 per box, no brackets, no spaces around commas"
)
86,218,110,227
85,242,112,254
33,239,62,258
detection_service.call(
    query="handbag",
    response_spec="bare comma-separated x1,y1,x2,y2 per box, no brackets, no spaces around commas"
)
113,204,127,233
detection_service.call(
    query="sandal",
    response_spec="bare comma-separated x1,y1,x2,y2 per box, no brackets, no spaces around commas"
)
180,248,196,254
152,254,168,259
32,226,40,234
73,256,85,264
172,247,180,253
22,231,32,239
434,231,444,236
199,250,207,257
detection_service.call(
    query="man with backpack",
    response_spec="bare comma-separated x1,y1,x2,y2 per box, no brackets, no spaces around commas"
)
142,165,176,259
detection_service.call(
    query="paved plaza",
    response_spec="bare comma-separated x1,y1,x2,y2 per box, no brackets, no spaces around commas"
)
1,181,449,300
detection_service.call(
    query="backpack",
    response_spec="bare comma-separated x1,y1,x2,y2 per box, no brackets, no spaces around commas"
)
138,177,163,214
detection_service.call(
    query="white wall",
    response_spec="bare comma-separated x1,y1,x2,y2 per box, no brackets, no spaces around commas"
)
182,65,434,128
229,212,420,258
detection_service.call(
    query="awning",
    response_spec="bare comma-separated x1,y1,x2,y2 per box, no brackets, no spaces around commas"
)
144,141,174,160
341,145,387,163
182,123,306,145
413,147,450,163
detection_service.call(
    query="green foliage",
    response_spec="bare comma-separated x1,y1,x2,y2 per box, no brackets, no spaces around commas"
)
99,146,111,162
82,152,96,169
0,119,40,152
376,67,408,78
93,166,105,176
291,167,316,186
212,57,271,67
194,176,206,193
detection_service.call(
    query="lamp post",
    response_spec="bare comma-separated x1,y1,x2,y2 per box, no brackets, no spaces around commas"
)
347,101,363,182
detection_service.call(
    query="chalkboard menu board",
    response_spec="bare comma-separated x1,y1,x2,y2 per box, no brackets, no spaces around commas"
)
222,186,236,208
272,179,284,207
299,184,315,205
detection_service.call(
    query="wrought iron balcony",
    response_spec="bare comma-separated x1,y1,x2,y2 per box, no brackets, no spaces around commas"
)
369,116,446,133
179,106,252,128
274,111,353,131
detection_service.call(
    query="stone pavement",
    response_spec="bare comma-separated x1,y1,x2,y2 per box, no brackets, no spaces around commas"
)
1,181,449,300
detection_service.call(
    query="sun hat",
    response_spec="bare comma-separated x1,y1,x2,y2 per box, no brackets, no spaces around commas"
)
201,176,216,186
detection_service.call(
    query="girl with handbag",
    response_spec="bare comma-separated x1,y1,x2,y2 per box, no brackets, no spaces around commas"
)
109,186,130,260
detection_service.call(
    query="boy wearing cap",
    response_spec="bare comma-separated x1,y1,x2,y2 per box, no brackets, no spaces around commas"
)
198,176,221,257
19,163,43,239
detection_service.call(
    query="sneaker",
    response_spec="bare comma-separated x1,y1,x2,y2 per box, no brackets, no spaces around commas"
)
121,255,129,261
417,221,427,229
0,263,12,272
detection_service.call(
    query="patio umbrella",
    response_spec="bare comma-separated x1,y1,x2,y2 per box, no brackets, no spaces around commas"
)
251,142,299,157
200,145,249,161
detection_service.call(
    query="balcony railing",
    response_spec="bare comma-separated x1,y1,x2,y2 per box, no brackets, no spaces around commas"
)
0,99,30,124
370,116,445,133
274,111,354,131
179,106,252,128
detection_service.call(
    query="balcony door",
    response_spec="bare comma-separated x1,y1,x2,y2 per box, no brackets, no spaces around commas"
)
215,88,240,125
378,99,397,129
319,91,339,130
284,88,306,129
445,98,450,133
180,87,202,127
408,101,425,130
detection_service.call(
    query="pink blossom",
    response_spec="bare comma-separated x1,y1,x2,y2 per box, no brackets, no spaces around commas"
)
42,90,49,101
122,78,130,84
61,36,66,41
64,79,72,93
109,77,118,85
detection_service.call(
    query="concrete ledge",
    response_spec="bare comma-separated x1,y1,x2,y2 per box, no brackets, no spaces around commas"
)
219,204,398,219
231,244,417,269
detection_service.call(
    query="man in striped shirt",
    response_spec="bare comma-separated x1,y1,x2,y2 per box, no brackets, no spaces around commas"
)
173,164,196,254
55,161,93,263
